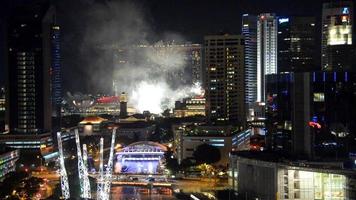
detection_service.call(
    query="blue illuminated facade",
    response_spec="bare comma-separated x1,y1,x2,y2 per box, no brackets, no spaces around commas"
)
51,25,62,133
115,142,167,174
242,14,257,104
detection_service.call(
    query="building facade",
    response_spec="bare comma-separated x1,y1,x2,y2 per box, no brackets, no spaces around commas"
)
0,149,20,182
204,34,245,126
49,23,62,134
321,1,354,71
257,13,278,102
173,96,205,118
266,72,356,158
3,3,56,150
278,16,317,72
242,14,258,104
229,153,356,200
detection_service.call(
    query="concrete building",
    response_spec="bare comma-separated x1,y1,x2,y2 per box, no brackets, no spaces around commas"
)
229,152,356,200
172,124,246,166
204,34,245,126
257,13,278,102
278,16,318,72
321,1,354,71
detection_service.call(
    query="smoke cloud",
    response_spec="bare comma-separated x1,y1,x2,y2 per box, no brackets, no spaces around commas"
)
58,0,201,113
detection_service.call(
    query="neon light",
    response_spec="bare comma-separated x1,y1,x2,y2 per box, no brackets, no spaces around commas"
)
278,18,289,24
309,121,321,129
323,72,326,82
345,72,348,82
342,7,349,14
313,72,316,82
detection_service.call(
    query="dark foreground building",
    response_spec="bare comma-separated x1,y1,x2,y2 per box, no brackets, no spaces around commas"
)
2,2,59,155
265,72,356,159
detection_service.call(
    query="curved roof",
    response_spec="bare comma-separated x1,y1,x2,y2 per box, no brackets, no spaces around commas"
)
125,141,168,151
80,116,108,124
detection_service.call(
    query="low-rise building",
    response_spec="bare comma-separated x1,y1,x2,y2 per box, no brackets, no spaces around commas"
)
173,96,205,118
229,151,356,200
0,149,20,182
78,116,109,135
173,124,248,166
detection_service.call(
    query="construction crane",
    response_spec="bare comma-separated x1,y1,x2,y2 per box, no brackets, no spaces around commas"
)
103,128,117,200
82,144,91,199
97,137,105,200
57,132,70,199
74,129,91,199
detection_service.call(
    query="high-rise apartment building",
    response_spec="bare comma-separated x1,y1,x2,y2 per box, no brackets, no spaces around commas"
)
322,1,354,71
204,34,245,126
242,14,258,104
257,13,278,102
278,16,317,72
3,3,57,149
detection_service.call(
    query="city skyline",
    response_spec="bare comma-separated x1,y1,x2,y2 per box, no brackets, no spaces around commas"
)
0,0,325,93
0,0,355,199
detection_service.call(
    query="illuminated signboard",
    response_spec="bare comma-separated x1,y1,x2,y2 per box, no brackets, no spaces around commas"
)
342,7,349,14
278,18,289,24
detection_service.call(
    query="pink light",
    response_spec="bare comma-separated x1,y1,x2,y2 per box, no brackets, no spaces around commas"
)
309,121,321,129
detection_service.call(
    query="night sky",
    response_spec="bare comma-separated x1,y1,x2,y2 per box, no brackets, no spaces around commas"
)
0,0,325,93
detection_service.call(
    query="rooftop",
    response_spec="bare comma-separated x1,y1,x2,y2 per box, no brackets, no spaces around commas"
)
79,116,108,124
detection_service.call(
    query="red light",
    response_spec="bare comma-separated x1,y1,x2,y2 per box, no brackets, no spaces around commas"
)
260,15,265,20
309,121,321,129
342,15,348,22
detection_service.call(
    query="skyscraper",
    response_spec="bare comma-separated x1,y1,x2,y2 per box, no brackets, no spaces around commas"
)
322,1,354,71
242,14,257,104
204,34,245,126
3,2,56,149
278,16,317,72
49,24,62,133
257,13,278,102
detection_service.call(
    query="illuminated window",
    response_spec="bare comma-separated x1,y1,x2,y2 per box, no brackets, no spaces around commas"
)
313,93,325,102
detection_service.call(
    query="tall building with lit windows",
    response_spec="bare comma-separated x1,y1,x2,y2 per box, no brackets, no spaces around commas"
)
49,23,62,133
3,2,57,150
257,13,278,102
204,34,245,126
278,16,318,72
322,1,354,71
242,14,258,104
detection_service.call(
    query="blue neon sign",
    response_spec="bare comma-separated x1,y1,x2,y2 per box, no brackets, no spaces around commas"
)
278,18,289,24
342,7,349,14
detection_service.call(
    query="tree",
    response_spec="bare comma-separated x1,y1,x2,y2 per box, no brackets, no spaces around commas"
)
193,143,221,164
164,151,179,173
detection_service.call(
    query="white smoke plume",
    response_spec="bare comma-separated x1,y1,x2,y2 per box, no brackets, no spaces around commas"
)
58,0,202,114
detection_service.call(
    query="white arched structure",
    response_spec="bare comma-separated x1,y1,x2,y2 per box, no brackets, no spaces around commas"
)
115,141,167,174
